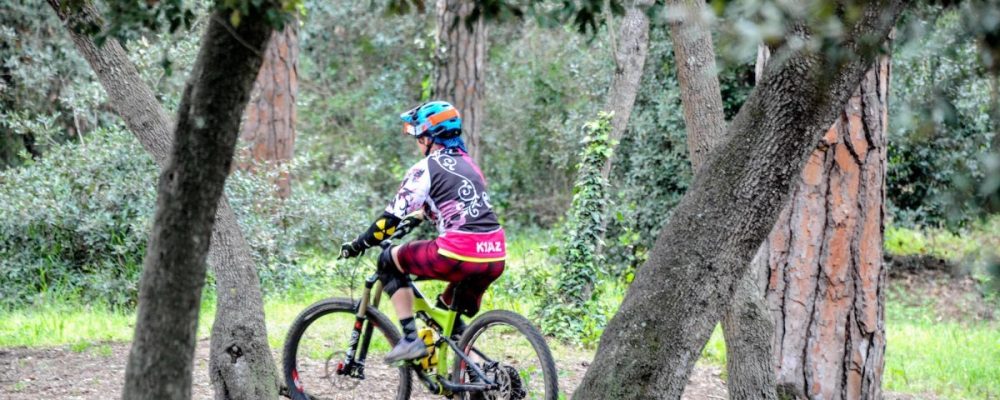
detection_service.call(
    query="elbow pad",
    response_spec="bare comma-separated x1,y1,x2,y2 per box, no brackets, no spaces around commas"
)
355,212,402,248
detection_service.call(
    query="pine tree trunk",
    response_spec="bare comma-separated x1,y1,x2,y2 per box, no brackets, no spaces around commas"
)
434,0,486,164
600,0,653,179
668,4,777,398
761,40,890,400
239,25,298,198
46,2,280,399
571,1,904,398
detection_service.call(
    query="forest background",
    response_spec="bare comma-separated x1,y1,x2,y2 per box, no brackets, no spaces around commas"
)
0,0,998,398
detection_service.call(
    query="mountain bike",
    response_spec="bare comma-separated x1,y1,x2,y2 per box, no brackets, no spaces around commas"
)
282,215,558,400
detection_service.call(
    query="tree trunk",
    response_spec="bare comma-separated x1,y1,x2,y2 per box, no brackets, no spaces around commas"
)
600,0,653,179
434,0,486,164
208,199,281,400
122,9,271,399
721,253,777,400
760,40,890,400
667,1,777,397
571,1,904,398
239,25,298,198
667,0,726,171
45,2,279,399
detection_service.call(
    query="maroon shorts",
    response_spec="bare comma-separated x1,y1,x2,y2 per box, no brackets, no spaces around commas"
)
396,239,505,317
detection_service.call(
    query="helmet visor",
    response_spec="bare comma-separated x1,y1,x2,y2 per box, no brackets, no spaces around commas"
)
402,122,416,136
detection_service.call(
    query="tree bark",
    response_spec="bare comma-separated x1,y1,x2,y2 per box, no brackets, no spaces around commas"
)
571,1,904,398
667,1,777,397
121,9,271,399
667,0,727,171
45,2,280,399
239,24,298,198
434,0,486,164
761,39,891,400
600,0,653,179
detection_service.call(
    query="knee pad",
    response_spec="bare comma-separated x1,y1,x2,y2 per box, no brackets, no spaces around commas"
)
377,246,410,296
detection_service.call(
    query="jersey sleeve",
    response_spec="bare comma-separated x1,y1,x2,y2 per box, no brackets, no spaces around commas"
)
385,158,430,219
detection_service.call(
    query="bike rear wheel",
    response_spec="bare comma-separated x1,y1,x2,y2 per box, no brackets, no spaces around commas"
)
283,297,412,400
452,310,558,400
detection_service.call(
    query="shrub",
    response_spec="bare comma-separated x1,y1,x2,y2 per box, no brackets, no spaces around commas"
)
888,9,998,227
0,127,156,308
225,142,375,292
0,127,376,308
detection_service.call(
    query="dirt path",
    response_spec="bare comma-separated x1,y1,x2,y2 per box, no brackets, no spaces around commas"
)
0,339,727,399
0,339,943,399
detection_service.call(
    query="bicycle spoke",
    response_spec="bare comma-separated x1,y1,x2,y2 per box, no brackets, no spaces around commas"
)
284,298,413,400
457,319,555,400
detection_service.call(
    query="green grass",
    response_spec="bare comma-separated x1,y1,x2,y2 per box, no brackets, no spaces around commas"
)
0,302,134,347
884,321,1000,399
883,294,1000,399
885,217,1000,280
0,292,216,348
2,284,997,398
3,231,999,398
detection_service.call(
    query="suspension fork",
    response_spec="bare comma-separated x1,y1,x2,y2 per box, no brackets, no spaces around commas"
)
343,274,382,369
355,275,384,364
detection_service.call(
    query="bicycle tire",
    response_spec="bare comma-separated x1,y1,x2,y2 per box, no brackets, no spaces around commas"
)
282,297,412,400
452,310,559,400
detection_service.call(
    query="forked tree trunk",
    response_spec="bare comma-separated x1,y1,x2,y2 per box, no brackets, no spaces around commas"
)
572,0,904,398
434,0,486,164
667,1,777,397
46,2,280,399
600,0,653,179
239,25,298,198
121,9,272,399
758,41,890,400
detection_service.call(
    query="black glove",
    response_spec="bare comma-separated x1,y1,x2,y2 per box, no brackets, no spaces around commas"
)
340,240,366,259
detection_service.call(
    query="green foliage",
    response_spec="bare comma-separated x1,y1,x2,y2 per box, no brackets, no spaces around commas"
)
296,7,615,223
539,113,615,341
386,0,620,35
603,26,691,272
886,218,1000,288
889,9,999,227
0,127,157,308
295,0,431,205
225,140,374,292
485,21,613,224
0,1,114,168
0,126,374,308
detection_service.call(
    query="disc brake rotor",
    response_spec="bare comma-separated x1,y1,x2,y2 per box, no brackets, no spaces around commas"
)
323,350,361,390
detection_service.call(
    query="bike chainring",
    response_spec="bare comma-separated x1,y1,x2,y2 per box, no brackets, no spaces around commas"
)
478,363,526,400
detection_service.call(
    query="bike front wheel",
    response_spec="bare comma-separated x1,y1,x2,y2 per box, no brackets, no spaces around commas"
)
452,310,559,400
282,297,412,400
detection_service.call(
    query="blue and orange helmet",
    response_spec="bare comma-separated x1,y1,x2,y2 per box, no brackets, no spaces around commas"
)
400,101,462,139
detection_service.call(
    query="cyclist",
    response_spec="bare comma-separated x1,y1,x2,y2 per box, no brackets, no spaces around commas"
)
340,101,506,364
